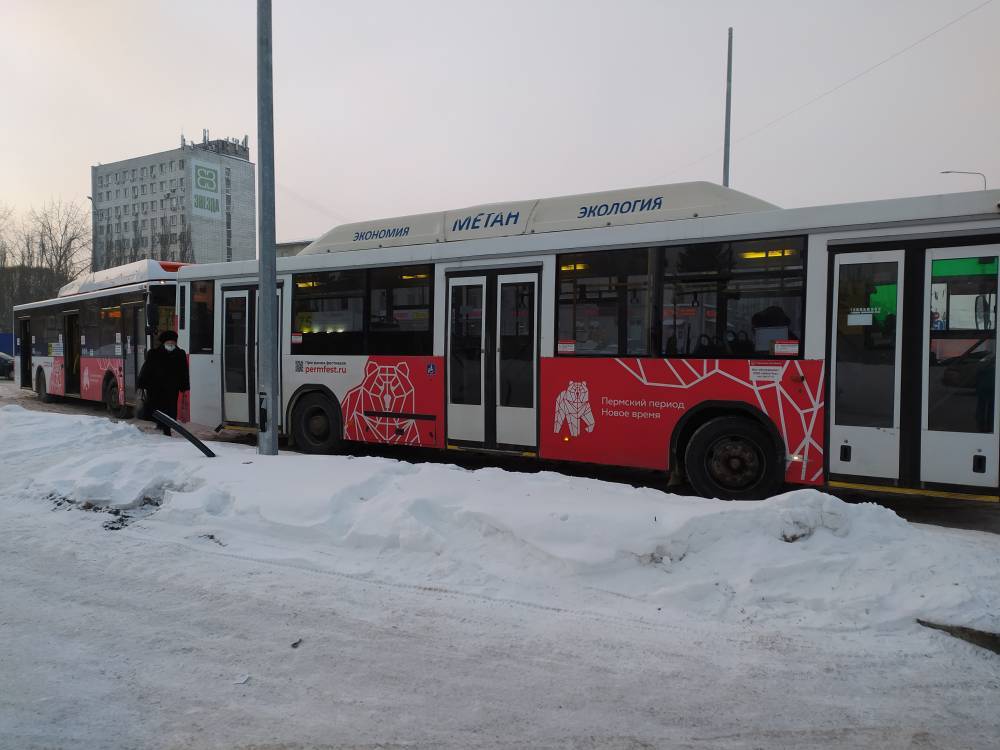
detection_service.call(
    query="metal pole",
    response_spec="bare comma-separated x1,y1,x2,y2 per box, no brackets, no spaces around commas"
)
256,0,279,455
723,26,733,187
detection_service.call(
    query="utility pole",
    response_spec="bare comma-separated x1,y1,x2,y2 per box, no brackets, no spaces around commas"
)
256,0,279,455
723,26,733,187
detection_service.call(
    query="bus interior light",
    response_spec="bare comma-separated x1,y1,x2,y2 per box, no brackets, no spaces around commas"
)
560,263,589,272
741,249,796,260
401,274,429,280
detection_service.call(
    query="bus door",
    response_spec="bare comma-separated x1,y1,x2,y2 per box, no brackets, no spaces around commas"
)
222,286,283,427
63,312,81,395
829,251,905,480
921,246,1000,487
447,270,539,451
18,318,31,388
121,303,142,402
223,289,254,424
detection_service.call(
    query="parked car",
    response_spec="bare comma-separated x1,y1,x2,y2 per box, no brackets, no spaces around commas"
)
0,352,13,379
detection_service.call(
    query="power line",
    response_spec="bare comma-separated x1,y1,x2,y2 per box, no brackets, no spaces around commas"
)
665,0,995,179
276,181,353,226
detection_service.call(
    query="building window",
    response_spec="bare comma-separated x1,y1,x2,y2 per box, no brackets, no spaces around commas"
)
180,214,186,227
170,215,177,226
179,159,185,169
179,177,184,187
141,185,146,195
170,160,175,171
141,167,147,178
169,178,176,188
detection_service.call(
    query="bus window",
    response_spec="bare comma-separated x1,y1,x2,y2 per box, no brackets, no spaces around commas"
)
189,281,215,354
557,249,650,356
30,316,46,357
292,270,365,355
98,305,121,355
662,237,804,357
81,301,100,356
927,256,998,434
368,265,433,355
148,285,177,336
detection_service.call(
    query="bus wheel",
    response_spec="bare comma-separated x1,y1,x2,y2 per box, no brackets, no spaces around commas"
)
35,368,53,403
684,416,783,500
104,377,128,419
291,393,342,454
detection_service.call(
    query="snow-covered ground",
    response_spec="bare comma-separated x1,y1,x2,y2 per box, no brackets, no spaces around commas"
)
1,404,999,749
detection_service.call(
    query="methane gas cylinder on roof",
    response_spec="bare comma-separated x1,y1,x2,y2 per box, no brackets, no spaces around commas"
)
57,259,184,297
300,181,777,255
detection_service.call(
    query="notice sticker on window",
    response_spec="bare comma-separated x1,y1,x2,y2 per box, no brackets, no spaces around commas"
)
291,332,303,345
847,312,873,326
557,340,576,354
771,340,799,357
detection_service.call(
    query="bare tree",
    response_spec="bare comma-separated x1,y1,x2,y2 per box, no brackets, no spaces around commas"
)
178,225,194,263
0,201,92,332
27,199,91,282
157,226,172,261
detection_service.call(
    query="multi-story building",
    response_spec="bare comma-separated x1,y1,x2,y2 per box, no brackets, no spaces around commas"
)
90,131,256,270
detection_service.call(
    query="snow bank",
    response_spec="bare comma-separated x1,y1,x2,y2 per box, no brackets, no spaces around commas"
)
2,404,998,631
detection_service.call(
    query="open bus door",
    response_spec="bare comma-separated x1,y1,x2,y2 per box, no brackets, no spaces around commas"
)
221,285,283,428
63,313,81,395
122,302,142,403
18,319,31,388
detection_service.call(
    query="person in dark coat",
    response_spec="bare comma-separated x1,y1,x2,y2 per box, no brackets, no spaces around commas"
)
138,330,190,436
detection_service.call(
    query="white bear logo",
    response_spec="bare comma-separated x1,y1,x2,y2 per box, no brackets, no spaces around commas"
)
554,380,595,437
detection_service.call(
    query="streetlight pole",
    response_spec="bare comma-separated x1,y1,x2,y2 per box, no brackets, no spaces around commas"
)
256,0,279,456
940,170,988,190
723,27,733,187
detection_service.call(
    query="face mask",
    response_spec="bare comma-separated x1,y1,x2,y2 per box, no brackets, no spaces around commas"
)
164,343,176,352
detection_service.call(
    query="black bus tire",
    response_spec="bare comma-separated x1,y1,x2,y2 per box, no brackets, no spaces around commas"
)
104,376,128,419
35,368,53,403
684,415,784,500
291,392,342,454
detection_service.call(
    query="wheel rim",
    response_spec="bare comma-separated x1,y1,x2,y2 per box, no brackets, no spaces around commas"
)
303,406,331,444
705,435,764,491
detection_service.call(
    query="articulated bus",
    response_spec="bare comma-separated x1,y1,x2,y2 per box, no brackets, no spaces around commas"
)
176,182,1000,500
13,260,182,415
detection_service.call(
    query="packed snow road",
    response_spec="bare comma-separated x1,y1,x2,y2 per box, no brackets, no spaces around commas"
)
1,405,999,749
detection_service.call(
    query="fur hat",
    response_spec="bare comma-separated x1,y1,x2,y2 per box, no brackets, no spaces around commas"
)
159,330,178,344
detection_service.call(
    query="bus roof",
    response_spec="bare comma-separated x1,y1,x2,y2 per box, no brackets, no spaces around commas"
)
58,259,185,298
299,181,777,255
176,186,1000,282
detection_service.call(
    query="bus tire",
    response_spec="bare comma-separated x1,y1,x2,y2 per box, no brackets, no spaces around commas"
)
291,392,342,454
103,376,128,419
35,368,53,403
684,415,783,500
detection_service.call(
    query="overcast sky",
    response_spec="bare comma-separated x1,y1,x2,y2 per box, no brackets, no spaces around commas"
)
1,0,997,242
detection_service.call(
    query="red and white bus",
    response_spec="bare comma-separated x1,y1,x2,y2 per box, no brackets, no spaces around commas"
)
13,260,182,415
176,182,1000,500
